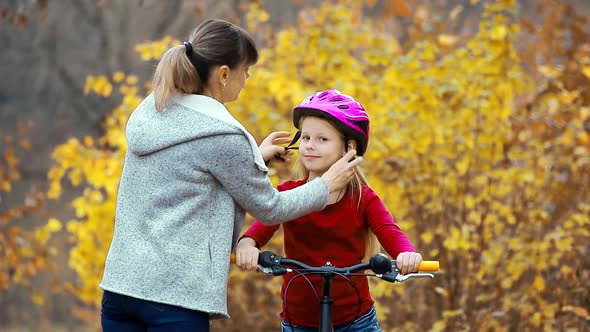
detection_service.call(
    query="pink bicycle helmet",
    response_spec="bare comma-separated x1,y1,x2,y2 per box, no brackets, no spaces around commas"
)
292,89,370,156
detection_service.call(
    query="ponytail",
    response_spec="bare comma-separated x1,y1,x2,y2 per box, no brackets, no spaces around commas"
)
152,45,201,112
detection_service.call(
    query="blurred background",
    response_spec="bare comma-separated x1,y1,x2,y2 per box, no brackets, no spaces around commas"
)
1,0,589,331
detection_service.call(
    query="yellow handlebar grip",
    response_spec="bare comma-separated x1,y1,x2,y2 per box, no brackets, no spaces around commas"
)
418,261,439,272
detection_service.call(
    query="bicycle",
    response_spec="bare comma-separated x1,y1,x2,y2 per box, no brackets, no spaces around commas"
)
256,250,440,332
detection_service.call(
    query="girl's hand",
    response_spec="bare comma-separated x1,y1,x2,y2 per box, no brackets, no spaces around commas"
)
396,252,423,275
235,237,260,271
259,131,293,163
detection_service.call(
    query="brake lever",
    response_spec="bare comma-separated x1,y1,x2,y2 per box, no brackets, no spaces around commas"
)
257,265,291,276
378,271,434,283
258,265,273,274
395,272,434,282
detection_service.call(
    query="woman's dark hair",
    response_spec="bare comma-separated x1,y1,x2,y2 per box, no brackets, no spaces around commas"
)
152,19,259,111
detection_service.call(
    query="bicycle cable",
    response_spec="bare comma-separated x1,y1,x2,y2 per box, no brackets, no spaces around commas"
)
281,270,363,332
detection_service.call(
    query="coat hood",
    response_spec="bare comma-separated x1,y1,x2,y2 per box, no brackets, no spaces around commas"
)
126,94,267,172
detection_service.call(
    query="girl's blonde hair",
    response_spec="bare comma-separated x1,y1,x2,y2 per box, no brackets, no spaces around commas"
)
293,115,380,261
152,19,258,112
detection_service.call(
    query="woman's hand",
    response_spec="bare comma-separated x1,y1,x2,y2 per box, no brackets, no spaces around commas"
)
235,237,260,271
321,150,364,193
259,131,294,163
396,252,423,275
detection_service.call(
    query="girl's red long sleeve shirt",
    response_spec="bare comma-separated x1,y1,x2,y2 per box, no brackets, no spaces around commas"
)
242,179,416,327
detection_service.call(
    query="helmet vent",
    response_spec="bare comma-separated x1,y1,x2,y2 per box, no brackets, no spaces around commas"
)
337,105,350,109
331,97,345,102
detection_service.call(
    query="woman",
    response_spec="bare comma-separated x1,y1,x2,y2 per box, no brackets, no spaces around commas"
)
99,20,362,331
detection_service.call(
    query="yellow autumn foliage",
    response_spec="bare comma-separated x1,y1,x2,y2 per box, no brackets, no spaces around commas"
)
0,124,62,307
42,1,588,331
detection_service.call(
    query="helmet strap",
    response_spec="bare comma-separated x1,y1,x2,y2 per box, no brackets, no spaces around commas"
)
287,131,301,148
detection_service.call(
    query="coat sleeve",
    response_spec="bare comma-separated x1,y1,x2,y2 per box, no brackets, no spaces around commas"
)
239,182,296,246
201,134,328,225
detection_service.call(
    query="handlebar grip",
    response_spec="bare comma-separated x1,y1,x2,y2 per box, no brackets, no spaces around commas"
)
418,261,439,272
230,253,236,264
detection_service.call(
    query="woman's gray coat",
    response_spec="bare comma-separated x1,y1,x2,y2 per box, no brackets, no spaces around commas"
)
99,94,328,318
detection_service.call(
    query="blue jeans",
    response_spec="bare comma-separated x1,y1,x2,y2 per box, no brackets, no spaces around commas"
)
101,290,210,332
281,305,382,332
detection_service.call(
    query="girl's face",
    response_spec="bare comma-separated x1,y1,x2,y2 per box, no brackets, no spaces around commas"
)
299,116,347,180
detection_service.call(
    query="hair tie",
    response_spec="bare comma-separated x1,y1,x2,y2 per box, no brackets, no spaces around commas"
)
183,41,209,84
183,41,193,56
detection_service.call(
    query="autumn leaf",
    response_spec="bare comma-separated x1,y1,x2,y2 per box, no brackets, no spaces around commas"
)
365,0,378,8
391,0,411,17
112,71,125,83
562,305,589,319
489,25,508,40
533,275,545,291
19,139,32,150
47,218,62,232
438,34,459,47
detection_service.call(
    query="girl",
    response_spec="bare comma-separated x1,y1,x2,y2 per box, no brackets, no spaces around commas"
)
236,90,422,332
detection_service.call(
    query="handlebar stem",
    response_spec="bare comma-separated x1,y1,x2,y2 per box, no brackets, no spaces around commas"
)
319,274,333,332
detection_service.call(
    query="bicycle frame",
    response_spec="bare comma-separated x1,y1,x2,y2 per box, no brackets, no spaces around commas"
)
257,251,439,332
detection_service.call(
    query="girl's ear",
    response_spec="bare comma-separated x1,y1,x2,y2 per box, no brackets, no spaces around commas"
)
347,139,357,152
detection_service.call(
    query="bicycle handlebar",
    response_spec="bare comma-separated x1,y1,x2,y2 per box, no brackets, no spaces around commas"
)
255,251,439,283
230,251,438,331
